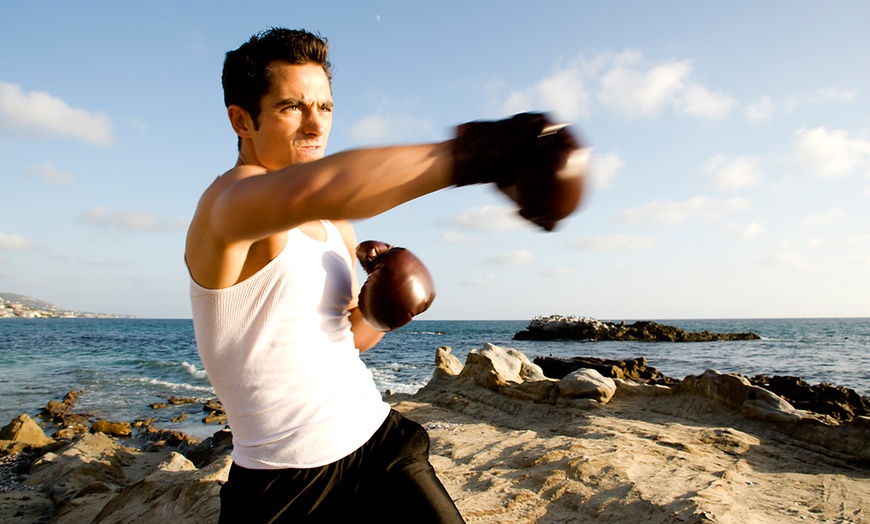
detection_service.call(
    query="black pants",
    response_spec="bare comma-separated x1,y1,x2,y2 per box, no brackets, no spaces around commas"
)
219,410,465,523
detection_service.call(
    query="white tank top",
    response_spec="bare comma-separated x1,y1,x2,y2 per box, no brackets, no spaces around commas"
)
189,221,390,469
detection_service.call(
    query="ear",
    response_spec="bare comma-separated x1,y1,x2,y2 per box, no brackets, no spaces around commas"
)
227,105,254,139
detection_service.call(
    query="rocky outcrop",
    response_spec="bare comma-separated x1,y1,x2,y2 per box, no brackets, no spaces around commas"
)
428,344,870,464
749,374,870,423
534,355,679,385
514,315,761,342
89,451,228,524
433,343,617,407
6,426,231,523
0,414,60,455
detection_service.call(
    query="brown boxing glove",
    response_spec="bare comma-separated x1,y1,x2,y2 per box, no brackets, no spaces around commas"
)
356,241,436,332
452,113,587,231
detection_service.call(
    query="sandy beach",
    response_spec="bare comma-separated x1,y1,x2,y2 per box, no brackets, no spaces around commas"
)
2,344,868,523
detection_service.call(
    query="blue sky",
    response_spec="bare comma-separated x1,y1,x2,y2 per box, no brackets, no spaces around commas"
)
1,1,868,320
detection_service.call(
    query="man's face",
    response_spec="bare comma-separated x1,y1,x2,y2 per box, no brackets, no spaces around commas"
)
250,61,333,170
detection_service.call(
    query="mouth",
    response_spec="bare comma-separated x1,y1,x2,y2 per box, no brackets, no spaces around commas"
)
294,143,325,162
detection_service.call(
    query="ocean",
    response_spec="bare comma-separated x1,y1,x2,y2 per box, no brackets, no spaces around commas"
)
0,318,867,441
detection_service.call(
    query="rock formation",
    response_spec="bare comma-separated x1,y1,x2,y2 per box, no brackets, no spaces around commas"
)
514,315,761,341
430,343,870,463
1,343,868,523
0,414,60,455
534,355,679,385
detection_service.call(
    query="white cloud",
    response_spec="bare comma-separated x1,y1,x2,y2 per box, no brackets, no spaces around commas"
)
570,234,657,251
745,96,773,122
678,83,736,120
807,88,857,103
763,252,815,272
807,234,870,248
705,155,763,191
76,207,187,233
597,52,689,117
0,81,114,146
463,273,497,286
614,196,750,225
22,163,74,186
0,231,36,250
484,249,534,266
539,267,574,277
500,67,592,121
347,112,433,145
767,88,856,118
440,230,483,246
793,127,870,178
494,50,735,121
589,151,625,189
445,205,528,232
723,221,765,239
802,208,846,228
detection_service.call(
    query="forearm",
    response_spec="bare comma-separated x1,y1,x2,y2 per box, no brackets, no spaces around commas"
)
306,143,453,220
349,307,385,352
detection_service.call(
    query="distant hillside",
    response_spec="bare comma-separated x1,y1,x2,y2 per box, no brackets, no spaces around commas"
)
0,292,133,319
0,292,62,310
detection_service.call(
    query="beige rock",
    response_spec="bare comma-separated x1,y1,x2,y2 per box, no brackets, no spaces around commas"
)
558,368,617,403
678,369,802,422
432,345,464,382
614,378,674,397
0,413,56,454
91,419,133,437
88,451,230,524
25,432,131,506
458,342,547,390
502,378,560,404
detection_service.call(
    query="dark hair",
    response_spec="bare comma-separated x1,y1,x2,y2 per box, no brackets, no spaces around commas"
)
222,28,332,128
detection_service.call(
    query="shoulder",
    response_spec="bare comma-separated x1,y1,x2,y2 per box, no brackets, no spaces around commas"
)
207,164,268,199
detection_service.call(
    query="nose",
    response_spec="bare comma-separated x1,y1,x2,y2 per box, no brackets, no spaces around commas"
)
303,108,328,136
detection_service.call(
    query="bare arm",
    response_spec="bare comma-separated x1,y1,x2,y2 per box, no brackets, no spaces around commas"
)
212,143,452,242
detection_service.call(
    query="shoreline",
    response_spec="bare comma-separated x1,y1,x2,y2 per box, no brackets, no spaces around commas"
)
2,344,869,523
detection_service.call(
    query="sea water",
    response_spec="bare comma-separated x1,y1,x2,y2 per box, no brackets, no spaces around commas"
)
1,318,867,440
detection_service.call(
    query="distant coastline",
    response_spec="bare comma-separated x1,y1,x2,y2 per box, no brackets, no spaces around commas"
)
0,292,133,319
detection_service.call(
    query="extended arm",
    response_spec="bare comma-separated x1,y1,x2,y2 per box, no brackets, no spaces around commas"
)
186,112,585,290
211,143,453,242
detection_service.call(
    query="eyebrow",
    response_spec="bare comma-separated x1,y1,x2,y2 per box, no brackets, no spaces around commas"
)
272,97,333,109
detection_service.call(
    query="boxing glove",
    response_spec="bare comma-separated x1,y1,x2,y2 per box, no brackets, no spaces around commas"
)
452,113,587,231
356,240,436,331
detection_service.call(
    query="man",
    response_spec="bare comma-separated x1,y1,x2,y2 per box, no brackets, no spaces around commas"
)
186,28,582,523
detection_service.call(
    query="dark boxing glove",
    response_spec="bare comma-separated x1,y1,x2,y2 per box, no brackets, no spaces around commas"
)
356,240,436,331
452,113,587,231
